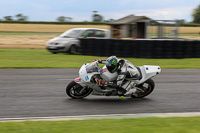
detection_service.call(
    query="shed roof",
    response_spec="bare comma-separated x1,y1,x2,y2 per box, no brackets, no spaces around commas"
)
109,14,153,25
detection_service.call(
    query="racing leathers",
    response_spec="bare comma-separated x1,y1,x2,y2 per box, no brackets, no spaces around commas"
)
97,58,140,96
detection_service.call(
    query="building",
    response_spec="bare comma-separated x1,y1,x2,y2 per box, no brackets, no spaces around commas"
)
109,14,180,39
109,14,152,38
109,14,163,39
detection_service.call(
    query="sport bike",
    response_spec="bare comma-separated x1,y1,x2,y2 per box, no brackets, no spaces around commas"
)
66,61,161,99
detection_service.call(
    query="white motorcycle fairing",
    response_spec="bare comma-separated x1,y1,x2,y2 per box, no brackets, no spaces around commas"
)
74,62,118,95
137,65,161,84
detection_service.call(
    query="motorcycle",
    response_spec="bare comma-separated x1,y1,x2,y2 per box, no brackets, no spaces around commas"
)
66,60,161,99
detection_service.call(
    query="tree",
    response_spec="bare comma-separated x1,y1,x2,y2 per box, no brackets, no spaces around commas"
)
192,5,200,23
4,16,13,21
65,17,72,22
15,13,28,21
57,16,73,22
109,19,114,22
92,11,103,22
57,16,65,21
103,18,115,22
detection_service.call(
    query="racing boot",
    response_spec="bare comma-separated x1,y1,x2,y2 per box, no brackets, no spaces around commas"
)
117,87,127,97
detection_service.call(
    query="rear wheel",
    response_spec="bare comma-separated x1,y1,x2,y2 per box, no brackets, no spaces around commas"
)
131,79,155,98
66,81,92,99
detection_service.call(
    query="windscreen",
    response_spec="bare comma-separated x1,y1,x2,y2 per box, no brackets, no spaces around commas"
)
86,62,99,73
59,29,81,38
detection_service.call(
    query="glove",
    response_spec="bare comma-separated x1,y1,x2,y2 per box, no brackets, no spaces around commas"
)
98,59,102,63
93,59,102,63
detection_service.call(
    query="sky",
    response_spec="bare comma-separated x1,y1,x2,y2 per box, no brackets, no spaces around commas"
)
0,0,199,22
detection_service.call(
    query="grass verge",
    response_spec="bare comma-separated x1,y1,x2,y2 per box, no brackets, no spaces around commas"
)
0,49,200,69
1,117,200,133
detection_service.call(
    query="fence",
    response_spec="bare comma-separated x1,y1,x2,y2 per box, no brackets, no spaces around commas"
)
80,39,200,58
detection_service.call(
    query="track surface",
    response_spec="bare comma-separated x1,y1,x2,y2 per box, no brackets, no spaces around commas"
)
0,69,200,118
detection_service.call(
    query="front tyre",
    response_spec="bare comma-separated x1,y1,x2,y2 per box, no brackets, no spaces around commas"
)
69,45,78,54
66,81,92,99
131,78,155,98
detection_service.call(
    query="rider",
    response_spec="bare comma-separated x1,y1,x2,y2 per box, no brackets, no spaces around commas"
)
95,56,140,96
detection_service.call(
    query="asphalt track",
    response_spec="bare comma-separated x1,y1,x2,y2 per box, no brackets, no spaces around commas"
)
0,69,200,119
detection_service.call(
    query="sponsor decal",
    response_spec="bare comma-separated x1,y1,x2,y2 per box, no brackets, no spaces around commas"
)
74,78,81,82
103,69,108,72
85,76,89,81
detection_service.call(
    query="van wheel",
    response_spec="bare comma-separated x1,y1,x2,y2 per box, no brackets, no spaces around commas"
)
69,45,77,54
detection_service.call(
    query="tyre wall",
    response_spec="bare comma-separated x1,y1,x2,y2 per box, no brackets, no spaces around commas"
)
80,39,200,58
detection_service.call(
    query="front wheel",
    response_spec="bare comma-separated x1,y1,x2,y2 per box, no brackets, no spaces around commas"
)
69,45,78,54
131,78,155,98
66,81,92,99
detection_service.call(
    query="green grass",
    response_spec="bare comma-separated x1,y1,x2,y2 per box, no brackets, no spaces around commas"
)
148,34,200,37
179,34,200,36
0,117,200,133
0,49,200,69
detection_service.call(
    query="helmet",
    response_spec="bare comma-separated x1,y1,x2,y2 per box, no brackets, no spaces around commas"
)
106,56,118,73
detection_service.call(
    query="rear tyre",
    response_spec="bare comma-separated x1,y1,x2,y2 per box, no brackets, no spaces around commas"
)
131,78,155,98
66,81,92,99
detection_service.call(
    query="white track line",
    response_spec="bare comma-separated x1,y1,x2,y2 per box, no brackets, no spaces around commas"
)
1,112,200,122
